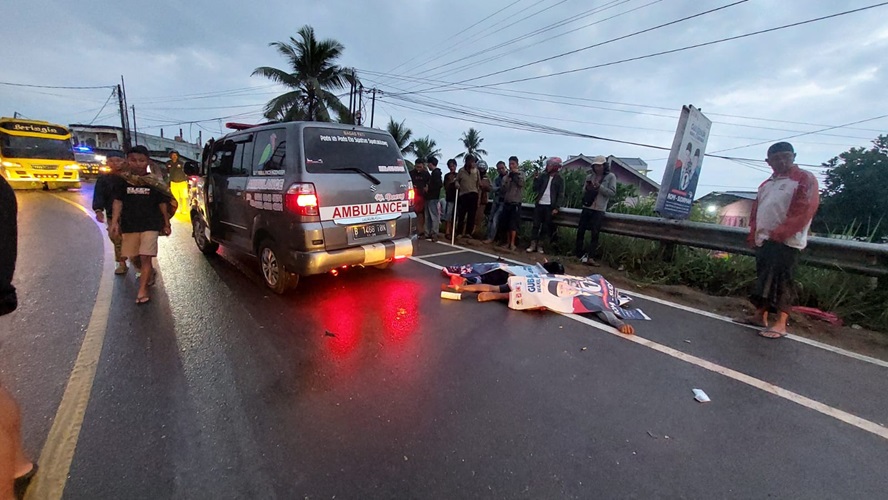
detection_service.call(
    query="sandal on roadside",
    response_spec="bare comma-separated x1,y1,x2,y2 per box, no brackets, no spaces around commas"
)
758,329,787,339
136,296,151,305
14,463,38,500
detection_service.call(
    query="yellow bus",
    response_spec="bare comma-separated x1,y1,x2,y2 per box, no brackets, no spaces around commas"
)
0,117,81,190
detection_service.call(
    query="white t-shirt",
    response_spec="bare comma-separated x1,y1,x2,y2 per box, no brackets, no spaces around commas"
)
539,176,553,205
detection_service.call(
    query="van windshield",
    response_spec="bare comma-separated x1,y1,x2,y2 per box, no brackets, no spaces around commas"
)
303,127,405,174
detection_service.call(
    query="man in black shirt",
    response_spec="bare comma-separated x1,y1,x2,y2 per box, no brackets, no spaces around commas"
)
92,151,128,274
110,146,172,304
410,158,431,238
424,156,443,241
442,159,458,238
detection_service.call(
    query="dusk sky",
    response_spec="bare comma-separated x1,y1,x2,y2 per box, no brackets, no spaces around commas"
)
4,0,887,195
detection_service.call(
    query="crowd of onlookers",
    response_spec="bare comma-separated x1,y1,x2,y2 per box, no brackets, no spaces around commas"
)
410,153,616,265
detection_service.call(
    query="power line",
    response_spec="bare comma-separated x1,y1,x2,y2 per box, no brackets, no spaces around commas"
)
397,0,750,95
421,0,658,83
412,1,888,92
88,89,117,125
380,0,528,82
0,80,115,90
398,0,575,87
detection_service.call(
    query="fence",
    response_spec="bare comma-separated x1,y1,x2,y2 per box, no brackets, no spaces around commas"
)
519,205,888,278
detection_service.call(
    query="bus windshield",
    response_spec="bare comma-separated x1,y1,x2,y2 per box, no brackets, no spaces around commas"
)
0,133,74,161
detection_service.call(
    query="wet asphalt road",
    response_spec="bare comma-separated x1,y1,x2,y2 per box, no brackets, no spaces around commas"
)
2,183,888,499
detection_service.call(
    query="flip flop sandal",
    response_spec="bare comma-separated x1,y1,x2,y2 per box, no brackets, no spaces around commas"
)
758,329,787,339
136,296,151,305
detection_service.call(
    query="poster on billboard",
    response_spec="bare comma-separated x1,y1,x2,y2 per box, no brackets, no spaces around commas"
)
655,105,712,219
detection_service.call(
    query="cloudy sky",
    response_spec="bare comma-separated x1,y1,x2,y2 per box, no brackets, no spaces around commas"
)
4,0,887,195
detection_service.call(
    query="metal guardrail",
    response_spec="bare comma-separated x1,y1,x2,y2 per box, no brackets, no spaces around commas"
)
519,204,888,277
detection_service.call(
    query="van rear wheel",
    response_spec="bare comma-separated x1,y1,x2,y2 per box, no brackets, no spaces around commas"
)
259,239,296,294
374,260,392,270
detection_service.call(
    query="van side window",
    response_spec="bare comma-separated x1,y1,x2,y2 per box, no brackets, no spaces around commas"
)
210,140,236,175
231,138,252,176
252,128,286,175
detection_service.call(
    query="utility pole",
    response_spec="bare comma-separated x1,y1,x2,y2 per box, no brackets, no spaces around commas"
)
131,105,138,146
370,88,377,128
357,85,364,126
348,80,355,122
117,83,131,150
13,112,20,119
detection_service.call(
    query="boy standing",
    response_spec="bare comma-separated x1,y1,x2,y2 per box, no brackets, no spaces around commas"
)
110,146,172,304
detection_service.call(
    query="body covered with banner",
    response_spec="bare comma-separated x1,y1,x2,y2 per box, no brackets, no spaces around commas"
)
507,274,649,321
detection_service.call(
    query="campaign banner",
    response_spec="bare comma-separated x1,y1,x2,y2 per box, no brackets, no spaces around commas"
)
655,105,712,219
442,262,547,285
506,274,649,320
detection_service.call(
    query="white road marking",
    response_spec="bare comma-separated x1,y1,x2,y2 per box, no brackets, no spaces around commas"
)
420,241,888,368
27,195,115,499
416,249,472,259
409,253,888,441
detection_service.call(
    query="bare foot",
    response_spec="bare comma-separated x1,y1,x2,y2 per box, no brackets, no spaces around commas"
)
618,324,635,335
477,292,498,302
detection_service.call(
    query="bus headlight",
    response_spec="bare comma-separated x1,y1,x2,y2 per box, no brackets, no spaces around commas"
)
64,164,81,170
1,161,22,168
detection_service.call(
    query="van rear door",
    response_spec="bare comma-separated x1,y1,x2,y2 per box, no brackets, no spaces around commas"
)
301,126,412,251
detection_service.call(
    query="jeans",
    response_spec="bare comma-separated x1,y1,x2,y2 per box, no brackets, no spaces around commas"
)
530,204,553,242
486,202,504,240
425,198,442,236
575,208,605,257
456,192,479,236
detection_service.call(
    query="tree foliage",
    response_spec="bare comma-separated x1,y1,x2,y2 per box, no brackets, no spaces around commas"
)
252,25,354,122
456,128,488,159
387,118,413,156
410,136,440,161
814,135,888,240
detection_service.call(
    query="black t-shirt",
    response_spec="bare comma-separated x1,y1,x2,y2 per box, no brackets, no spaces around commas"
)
411,168,431,198
167,160,187,183
113,179,166,233
444,172,458,202
93,174,125,218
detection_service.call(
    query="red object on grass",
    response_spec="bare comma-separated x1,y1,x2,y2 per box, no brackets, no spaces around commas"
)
791,306,843,327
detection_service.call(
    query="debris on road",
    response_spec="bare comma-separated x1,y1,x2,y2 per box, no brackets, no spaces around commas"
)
581,347,587,351
646,431,657,439
692,388,711,403
683,339,691,343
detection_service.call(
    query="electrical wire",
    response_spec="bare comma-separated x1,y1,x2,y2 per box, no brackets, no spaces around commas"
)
88,89,117,125
0,81,115,90
408,1,888,93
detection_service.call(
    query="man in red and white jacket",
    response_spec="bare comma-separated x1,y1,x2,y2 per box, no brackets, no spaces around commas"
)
743,142,820,338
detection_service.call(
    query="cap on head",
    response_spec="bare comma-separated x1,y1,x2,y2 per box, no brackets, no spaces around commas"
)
169,149,179,157
106,150,125,159
126,145,150,157
477,160,488,171
591,155,607,165
767,142,794,156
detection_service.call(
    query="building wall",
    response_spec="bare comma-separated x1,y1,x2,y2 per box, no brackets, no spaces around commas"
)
718,199,754,227
612,168,658,197
70,126,201,160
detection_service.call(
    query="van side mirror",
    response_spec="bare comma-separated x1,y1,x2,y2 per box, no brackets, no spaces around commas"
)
184,161,200,176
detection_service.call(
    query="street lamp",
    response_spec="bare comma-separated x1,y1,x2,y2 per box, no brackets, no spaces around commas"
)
706,204,717,214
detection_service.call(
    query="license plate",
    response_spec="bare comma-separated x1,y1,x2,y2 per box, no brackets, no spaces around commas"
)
352,222,388,239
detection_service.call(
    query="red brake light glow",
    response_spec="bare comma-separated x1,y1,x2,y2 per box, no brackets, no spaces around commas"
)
285,183,319,216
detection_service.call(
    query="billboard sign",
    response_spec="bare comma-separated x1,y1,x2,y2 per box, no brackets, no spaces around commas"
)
655,105,712,219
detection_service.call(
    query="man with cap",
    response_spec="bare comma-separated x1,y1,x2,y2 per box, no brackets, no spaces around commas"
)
575,155,617,265
166,150,188,215
410,157,431,238
424,156,444,241
474,160,492,236
526,157,565,254
742,142,819,338
92,150,129,274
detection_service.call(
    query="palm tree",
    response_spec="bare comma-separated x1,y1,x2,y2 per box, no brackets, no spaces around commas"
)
252,25,353,122
410,136,440,161
387,118,414,156
455,127,488,159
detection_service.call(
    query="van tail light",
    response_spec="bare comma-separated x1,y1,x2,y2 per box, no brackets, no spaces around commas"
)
407,180,415,208
285,183,319,216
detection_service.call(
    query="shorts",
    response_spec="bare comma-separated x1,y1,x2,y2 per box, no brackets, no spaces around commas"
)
750,240,800,314
501,203,521,231
121,231,160,258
